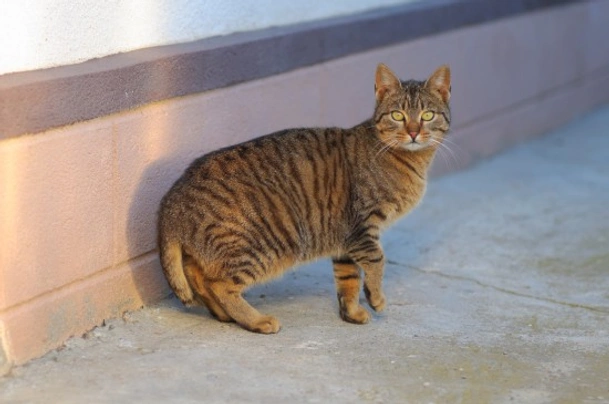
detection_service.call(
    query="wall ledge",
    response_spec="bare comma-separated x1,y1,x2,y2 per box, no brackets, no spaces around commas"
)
0,0,580,139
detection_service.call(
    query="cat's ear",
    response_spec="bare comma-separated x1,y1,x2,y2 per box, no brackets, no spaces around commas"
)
375,63,402,103
425,65,451,103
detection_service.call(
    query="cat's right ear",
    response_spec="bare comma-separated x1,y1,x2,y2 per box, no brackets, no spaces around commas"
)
425,65,451,103
375,64,402,103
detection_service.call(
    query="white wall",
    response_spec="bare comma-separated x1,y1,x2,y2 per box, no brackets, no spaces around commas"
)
0,0,418,75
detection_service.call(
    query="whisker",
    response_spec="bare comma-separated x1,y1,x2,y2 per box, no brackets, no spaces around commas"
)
429,138,461,170
440,137,466,155
377,139,401,155
375,142,392,158
428,139,450,170
372,138,388,154
374,138,400,158
442,142,462,167
372,135,390,152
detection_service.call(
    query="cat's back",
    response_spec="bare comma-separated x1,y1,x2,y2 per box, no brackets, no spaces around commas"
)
159,126,357,252
171,126,354,193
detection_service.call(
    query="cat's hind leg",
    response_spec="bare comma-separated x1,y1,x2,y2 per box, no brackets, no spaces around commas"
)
332,256,371,324
206,269,281,334
183,255,233,322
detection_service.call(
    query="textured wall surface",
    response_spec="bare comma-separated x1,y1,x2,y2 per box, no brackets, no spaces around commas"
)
0,0,414,75
0,1,608,369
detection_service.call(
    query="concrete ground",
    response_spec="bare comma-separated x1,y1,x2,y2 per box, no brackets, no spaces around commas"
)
2,106,609,403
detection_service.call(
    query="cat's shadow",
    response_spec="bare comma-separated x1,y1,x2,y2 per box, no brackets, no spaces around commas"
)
126,156,176,310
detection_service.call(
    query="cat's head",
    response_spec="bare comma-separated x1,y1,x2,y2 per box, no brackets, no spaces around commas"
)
374,64,451,152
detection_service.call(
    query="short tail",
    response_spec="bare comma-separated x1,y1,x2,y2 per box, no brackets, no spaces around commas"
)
159,238,195,306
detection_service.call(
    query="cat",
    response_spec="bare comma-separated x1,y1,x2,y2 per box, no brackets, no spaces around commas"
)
158,63,451,334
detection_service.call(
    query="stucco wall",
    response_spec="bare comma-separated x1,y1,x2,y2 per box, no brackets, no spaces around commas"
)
0,0,416,75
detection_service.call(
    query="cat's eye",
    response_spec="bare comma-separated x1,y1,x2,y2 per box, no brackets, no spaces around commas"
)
390,111,405,121
421,111,435,121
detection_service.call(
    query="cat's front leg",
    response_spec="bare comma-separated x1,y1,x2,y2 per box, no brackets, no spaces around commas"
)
332,256,371,324
347,238,387,313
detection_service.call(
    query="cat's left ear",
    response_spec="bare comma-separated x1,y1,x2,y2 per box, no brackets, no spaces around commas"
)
425,65,451,103
375,63,402,103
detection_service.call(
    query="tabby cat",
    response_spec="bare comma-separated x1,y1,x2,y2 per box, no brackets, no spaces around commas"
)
158,63,451,334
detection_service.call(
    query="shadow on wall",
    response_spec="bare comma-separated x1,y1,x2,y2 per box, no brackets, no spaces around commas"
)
126,155,174,309
121,88,183,310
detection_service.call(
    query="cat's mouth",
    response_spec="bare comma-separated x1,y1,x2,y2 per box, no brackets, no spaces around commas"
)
402,140,427,151
399,132,431,151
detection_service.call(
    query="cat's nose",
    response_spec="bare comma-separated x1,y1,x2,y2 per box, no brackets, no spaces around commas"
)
409,132,418,140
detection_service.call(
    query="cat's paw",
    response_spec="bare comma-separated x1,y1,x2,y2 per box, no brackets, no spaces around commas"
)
364,287,386,312
370,295,386,312
340,305,371,324
249,315,282,334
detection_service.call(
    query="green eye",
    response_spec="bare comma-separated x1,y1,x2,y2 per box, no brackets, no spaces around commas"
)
390,111,405,121
421,111,435,121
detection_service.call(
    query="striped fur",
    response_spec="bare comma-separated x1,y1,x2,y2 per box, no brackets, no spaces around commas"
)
158,64,451,333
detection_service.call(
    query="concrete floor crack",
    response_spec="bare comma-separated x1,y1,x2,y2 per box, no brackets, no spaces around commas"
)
386,260,609,314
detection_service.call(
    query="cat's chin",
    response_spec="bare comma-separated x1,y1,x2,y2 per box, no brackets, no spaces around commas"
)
401,142,428,152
